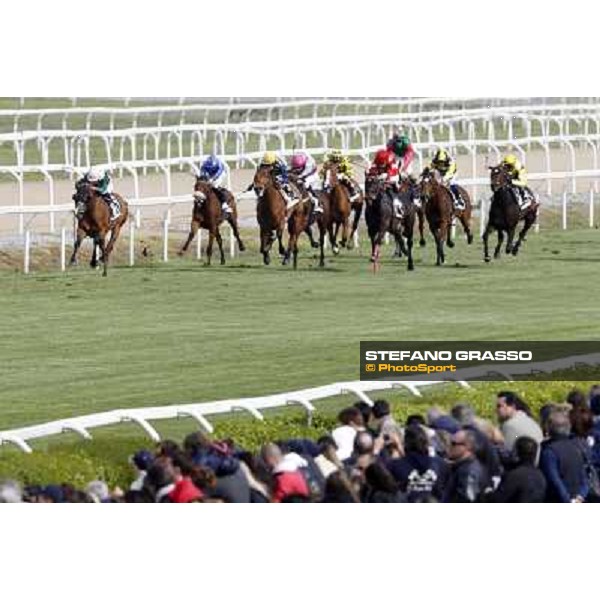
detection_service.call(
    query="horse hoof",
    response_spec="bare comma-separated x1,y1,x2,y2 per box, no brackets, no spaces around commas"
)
408,264,415,272
447,241,455,249
419,240,427,248
264,257,271,266
311,242,319,249
484,257,492,263
238,243,246,252
332,247,340,256
467,235,474,245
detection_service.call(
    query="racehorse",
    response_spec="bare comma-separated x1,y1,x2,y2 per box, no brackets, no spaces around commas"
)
419,168,455,266
178,180,246,266
284,193,313,270
365,174,416,272
483,165,539,262
317,162,355,265
253,164,288,266
69,179,129,277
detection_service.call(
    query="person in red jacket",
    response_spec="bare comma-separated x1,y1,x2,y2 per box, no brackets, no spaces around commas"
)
168,454,203,503
368,149,399,185
261,443,310,503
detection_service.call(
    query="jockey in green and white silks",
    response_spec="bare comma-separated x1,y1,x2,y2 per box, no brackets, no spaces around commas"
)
85,168,121,220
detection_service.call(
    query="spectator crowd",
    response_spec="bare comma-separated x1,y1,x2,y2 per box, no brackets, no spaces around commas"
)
2,386,600,503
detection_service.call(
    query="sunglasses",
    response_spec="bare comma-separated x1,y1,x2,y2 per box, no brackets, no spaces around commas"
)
451,440,466,447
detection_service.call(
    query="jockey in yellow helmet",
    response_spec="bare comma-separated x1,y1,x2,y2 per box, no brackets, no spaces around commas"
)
501,154,533,209
248,151,295,206
321,150,361,201
431,149,464,210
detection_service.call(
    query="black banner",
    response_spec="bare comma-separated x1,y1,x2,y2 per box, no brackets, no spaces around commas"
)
360,342,600,382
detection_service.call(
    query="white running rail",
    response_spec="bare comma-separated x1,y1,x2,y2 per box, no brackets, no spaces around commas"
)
1,352,599,453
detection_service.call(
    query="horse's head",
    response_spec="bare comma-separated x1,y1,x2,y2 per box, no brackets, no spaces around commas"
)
193,178,213,204
323,161,340,189
489,165,512,192
364,172,386,205
253,165,274,198
72,179,94,217
419,167,441,199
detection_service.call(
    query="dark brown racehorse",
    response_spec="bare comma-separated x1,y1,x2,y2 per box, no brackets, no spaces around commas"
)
178,180,245,266
317,162,354,265
254,165,287,266
365,174,416,272
483,166,539,262
70,180,129,277
419,168,454,266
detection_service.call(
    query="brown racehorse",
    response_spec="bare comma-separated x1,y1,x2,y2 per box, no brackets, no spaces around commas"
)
254,165,287,266
317,162,355,265
483,165,539,262
178,180,245,266
284,194,313,270
419,168,455,266
70,180,129,277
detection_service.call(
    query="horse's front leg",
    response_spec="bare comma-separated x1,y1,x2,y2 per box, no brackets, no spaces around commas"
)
90,237,100,269
98,235,108,277
418,208,427,247
404,223,415,272
446,217,456,249
494,230,505,260
277,225,286,257
505,227,517,255
261,228,273,266
178,220,199,257
331,223,341,255
348,204,363,249
206,231,215,266
70,228,86,267
319,224,327,268
483,225,493,263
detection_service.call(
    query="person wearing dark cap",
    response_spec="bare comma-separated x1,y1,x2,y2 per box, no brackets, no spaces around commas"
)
386,425,449,502
486,437,546,503
130,450,154,492
372,400,403,442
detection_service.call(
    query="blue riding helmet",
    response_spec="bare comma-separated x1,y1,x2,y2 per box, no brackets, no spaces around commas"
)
200,155,224,179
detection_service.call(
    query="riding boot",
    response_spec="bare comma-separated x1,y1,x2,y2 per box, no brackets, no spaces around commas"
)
216,188,233,215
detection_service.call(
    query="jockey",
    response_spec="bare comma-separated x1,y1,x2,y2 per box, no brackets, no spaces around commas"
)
321,150,361,202
430,149,463,209
198,155,233,215
85,167,120,219
290,152,323,214
387,134,415,177
368,149,399,184
502,154,532,209
368,149,405,217
256,151,296,207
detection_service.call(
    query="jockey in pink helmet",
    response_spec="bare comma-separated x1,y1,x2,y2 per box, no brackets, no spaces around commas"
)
290,152,323,213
